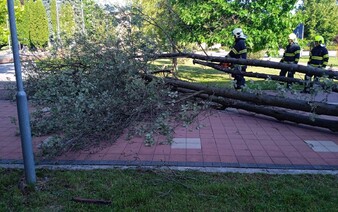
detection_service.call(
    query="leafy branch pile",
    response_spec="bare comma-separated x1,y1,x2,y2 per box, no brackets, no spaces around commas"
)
23,36,206,158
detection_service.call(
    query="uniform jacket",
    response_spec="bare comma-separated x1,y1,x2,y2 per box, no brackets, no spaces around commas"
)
228,38,247,71
308,45,329,68
281,43,300,64
228,38,247,59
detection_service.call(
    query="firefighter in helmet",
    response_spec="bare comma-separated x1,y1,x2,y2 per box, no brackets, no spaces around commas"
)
279,33,301,88
302,35,329,93
224,28,248,90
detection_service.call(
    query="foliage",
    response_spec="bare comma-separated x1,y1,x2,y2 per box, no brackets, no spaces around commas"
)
1,168,338,211
0,0,8,49
17,0,30,46
0,0,24,49
30,0,49,48
49,0,57,41
17,0,49,49
170,0,302,55
59,2,76,41
82,0,118,40
301,0,338,44
131,0,183,52
23,30,205,156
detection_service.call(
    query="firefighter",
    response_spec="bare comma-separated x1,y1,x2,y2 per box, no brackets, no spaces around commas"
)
225,28,247,90
279,33,301,88
302,35,329,93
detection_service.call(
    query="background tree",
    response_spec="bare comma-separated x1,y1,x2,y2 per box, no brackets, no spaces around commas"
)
81,0,118,40
0,0,24,50
30,0,49,48
17,0,49,49
302,0,338,44
171,0,302,55
17,0,30,47
50,0,58,41
59,2,76,40
131,0,190,71
0,0,8,49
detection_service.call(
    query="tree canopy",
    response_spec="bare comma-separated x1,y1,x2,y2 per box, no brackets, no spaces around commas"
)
302,0,338,44
0,0,24,49
1,0,338,52
170,0,301,54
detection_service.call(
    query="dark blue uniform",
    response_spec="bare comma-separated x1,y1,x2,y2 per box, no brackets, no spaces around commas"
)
280,43,300,77
228,38,247,89
307,45,329,68
303,45,329,93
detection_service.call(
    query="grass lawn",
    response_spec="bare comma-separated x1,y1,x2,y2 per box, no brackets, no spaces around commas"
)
1,168,337,211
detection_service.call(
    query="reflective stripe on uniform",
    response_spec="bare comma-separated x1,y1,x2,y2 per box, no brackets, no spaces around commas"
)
311,56,323,60
231,48,247,55
231,48,239,54
238,49,247,54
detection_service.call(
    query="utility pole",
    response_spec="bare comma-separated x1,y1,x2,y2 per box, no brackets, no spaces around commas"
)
7,0,36,184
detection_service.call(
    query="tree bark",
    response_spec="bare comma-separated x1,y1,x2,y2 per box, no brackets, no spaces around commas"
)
152,52,338,80
193,59,338,93
176,87,338,132
159,76,338,116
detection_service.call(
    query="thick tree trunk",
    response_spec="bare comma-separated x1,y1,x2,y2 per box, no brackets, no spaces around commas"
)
146,52,338,131
160,76,338,116
153,52,338,79
176,87,338,132
193,59,338,93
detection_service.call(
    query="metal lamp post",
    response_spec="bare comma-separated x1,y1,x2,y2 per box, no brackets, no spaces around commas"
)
7,0,36,184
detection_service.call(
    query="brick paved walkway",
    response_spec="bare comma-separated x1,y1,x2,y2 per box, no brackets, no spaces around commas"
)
1,97,338,170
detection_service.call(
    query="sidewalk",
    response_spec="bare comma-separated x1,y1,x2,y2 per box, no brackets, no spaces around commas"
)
1,95,337,170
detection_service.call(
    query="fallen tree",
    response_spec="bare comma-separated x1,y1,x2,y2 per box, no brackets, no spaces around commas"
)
142,74,338,132
152,52,338,80
159,77,338,116
146,52,338,131
176,87,338,132
193,59,338,93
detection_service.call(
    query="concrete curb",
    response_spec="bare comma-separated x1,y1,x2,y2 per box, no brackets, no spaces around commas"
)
1,163,338,175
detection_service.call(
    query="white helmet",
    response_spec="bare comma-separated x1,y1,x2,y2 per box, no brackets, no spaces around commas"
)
288,33,297,42
232,28,246,39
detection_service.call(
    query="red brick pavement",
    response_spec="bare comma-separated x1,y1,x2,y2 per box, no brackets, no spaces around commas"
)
1,98,337,170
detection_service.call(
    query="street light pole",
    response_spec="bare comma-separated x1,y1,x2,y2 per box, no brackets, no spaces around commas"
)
7,0,36,184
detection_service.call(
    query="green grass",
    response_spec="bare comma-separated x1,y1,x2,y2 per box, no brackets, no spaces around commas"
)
1,168,337,211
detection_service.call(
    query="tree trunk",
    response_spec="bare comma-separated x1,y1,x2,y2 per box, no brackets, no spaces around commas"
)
193,59,338,93
176,87,338,132
160,76,338,116
152,52,338,79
